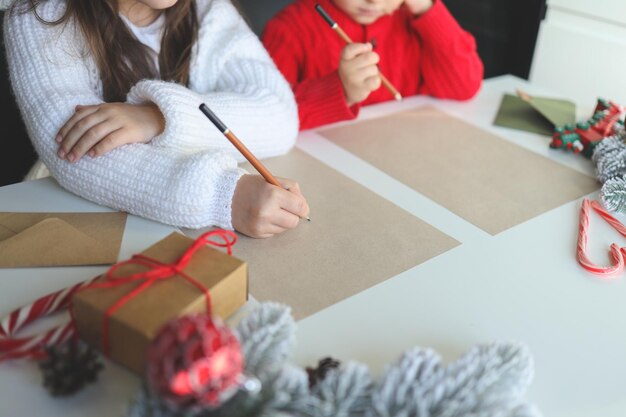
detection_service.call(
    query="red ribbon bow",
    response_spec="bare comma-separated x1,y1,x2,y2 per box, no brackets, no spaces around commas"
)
79,230,237,355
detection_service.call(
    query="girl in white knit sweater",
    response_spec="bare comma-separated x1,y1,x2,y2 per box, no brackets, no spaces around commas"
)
3,0,309,238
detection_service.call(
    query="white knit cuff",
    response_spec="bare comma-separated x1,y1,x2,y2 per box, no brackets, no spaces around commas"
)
206,166,247,230
127,80,209,153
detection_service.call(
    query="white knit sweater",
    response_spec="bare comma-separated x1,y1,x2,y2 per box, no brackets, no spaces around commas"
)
3,0,299,229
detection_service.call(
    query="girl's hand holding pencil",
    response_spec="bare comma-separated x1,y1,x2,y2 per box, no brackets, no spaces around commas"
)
232,175,309,239
199,103,310,239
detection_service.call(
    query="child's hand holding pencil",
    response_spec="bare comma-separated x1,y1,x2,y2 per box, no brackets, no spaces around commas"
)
338,42,382,106
199,103,310,239
315,4,402,103
231,175,309,239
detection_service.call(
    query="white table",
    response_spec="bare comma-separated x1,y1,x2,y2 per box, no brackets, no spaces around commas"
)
1,75,624,417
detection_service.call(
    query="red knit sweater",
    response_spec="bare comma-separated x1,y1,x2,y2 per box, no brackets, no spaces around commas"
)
262,0,484,130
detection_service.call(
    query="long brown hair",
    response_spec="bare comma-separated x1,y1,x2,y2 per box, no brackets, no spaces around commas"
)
16,0,198,102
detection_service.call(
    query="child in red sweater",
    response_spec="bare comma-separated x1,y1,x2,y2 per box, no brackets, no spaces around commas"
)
262,0,484,130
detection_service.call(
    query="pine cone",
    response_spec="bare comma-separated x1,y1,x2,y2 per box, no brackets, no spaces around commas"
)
306,357,341,388
38,338,103,396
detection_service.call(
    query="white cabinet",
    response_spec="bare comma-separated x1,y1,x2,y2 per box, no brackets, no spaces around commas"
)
529,0,626,109
548,0,626,25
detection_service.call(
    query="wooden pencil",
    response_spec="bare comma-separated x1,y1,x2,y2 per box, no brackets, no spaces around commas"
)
200,103,281,187
199,103,310,221
314,3,402,101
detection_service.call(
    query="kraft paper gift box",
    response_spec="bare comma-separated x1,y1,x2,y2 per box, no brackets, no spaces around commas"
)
72,232,247,374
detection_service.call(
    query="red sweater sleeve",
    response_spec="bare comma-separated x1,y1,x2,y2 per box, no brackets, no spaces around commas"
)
262,18,359,130
410,0,484,100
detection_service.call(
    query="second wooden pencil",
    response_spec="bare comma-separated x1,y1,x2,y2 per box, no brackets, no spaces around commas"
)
314,3,402,101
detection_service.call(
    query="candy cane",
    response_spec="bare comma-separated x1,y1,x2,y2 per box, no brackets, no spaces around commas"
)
0,277,99,361
577,199,626,277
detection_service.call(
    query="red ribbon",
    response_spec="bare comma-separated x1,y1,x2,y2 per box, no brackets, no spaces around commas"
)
76,230,237,356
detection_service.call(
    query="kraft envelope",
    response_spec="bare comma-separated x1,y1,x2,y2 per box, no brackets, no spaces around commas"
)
0,212,127,267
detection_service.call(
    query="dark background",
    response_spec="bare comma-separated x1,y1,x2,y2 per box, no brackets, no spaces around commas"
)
0,0,546,187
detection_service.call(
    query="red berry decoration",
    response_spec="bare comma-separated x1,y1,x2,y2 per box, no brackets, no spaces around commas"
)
146,314,244,410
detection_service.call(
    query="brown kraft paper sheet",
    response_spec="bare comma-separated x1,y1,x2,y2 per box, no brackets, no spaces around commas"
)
319,106,599,235
187,149,459,320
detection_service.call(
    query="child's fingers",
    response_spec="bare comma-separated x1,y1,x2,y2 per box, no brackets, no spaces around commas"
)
74,104,98,113
364,75,382,91
57,106,99,143
251,208,293,238
66,121,120,162
353,65,380,84
278,177,304,197
340,42,373,61
340,54,379,80
58,111,107,159
259,223,288,238
272,209,301,230
89,128,126,157
349,51,380,69
277,188,309,219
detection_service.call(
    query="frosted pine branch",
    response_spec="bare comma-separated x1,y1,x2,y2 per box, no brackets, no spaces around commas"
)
235,302,296,377
367,343,538,417
127,306,542,417
312,362,373,417
593,137,626,182
601,176,626,212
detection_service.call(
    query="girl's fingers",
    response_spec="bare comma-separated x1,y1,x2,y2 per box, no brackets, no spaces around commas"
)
277,188,309,219
266,223,289,236
57,106,99,143
271,208,301,230
66,121,121,162
249,221,288,239
89,129,126,157
278,178,304,197
58,110,107,158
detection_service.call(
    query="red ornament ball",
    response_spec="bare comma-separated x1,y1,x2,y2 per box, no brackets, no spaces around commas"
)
146,314,244,409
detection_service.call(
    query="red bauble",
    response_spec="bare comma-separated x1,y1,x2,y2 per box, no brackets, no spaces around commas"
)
146,314,244,409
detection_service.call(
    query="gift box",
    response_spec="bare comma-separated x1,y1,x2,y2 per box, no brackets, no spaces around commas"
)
71,232,247,374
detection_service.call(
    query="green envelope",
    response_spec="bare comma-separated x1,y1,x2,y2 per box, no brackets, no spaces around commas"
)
493,93,576,136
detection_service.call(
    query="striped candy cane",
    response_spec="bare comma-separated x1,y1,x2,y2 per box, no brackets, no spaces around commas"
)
0,277,99,361
577,199,626,277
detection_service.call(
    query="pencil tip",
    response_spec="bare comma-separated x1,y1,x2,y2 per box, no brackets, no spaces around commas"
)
306,216,311,222
395,93,403,101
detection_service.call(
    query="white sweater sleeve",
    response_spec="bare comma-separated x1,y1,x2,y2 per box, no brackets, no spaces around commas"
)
4,1,246,229
126,0,299,161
